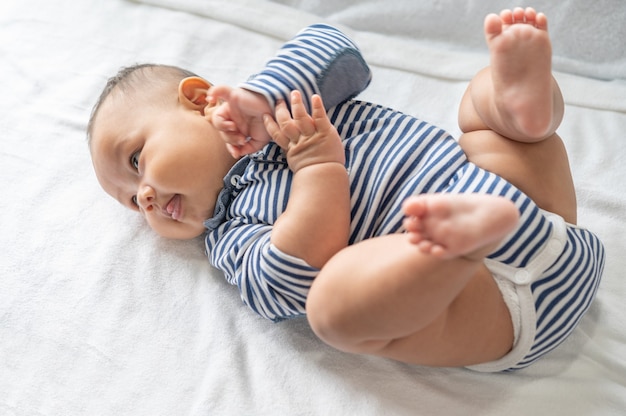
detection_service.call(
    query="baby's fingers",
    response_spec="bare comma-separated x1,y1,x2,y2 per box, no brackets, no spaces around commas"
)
309,94,333,132
226,141,257,159
273,99,300,142
214,117,249,148
263,112,290,150
213,115,238,134
289,91,315,136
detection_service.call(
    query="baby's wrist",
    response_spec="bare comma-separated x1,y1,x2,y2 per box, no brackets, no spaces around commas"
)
291,160,347,175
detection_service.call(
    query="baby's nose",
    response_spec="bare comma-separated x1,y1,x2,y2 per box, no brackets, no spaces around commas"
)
136,185,156,212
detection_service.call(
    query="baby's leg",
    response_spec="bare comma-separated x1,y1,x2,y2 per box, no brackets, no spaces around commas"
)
306,194,519,366
460,7,564,142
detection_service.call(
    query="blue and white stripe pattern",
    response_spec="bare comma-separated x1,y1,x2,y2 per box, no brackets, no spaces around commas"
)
514,225,605,370
204,24,604,369
242,24,371,113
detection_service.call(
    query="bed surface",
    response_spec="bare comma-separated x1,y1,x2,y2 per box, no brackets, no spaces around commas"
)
1,0,625,414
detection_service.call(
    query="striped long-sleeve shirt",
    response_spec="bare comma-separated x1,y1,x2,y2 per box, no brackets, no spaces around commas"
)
204,24,467,321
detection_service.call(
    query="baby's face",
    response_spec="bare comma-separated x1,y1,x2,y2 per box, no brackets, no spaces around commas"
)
90,90,236,239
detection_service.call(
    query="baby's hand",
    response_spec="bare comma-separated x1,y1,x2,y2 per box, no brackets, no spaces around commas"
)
208,85,273,158
264,91,345,173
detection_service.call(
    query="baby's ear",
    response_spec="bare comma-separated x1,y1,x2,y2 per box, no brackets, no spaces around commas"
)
178,77,212,109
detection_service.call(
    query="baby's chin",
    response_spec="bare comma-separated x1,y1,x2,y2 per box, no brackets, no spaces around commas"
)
149,218,206,240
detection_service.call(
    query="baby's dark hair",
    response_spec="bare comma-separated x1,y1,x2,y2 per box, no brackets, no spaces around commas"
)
86,63,199,147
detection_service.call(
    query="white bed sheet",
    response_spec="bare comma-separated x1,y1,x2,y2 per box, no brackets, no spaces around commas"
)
1,0,625,415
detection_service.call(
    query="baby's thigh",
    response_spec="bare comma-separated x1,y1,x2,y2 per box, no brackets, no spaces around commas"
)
378,265,514,367
459,130,577,223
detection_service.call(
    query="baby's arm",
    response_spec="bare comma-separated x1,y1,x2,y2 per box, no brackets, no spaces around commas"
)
242,24,371,113
265,91,350,269
211,24,371,158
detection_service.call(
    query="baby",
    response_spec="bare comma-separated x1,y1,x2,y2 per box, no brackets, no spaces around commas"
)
88,8,604,372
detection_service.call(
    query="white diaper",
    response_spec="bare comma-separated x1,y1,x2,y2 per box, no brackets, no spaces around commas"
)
467,212,569,372
493,275,521,346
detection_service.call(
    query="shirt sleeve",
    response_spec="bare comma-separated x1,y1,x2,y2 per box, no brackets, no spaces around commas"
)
240,23,371,113
206,220,319,322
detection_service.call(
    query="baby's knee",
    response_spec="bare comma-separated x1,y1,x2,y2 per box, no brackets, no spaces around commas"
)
306,302,388,355
306,264,383,354
306,272,351,350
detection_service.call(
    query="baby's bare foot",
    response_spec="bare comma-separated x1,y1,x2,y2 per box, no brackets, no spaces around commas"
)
402,194,519,260
485,7,555,139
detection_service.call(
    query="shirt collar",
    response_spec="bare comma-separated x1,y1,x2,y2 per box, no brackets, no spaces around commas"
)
203,156,251,231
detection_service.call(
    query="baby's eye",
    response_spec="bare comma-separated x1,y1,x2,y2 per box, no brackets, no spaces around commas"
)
130,151,141,170
131,195,138,207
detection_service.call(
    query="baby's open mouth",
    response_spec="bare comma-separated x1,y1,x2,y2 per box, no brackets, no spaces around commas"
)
165,194,182,221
